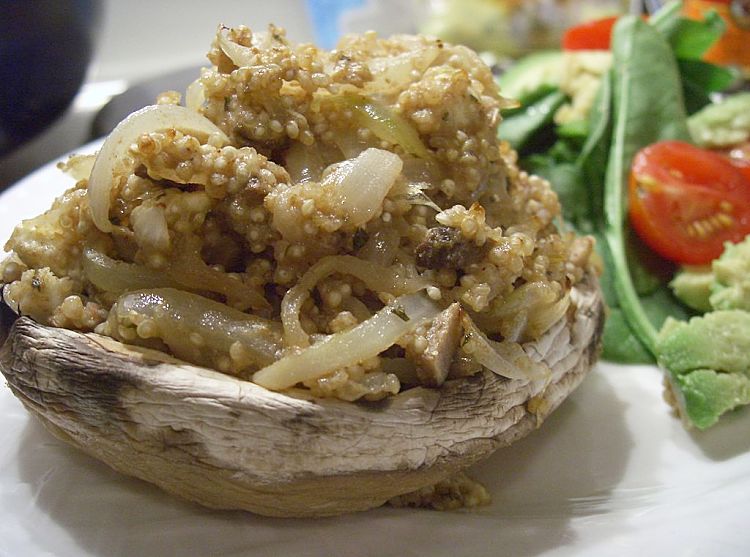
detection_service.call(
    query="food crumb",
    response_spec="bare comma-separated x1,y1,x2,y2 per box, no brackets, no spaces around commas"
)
388,472,490,511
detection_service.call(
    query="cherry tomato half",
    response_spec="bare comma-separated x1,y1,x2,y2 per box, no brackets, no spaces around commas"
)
628,141,750,265
721,141,750,183
562,16,619,51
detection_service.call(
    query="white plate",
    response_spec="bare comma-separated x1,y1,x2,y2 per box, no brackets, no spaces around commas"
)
1,146,749,557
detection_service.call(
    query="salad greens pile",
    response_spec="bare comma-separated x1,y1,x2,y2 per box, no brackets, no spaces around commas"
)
496,1,750,429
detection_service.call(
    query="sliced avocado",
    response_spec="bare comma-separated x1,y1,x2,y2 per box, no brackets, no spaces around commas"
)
669,369,750,430
710,237,750,311
656,311,750,376
669,265,713,313
497,50,565,105
657,311,750,429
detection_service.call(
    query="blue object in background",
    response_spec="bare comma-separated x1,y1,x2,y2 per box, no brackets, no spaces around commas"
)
0,1,101,156
306,0,365,48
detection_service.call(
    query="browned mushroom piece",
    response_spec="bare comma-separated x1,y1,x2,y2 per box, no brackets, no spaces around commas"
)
415,302,464,387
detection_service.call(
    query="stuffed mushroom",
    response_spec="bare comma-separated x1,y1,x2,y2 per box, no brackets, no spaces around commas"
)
0,25,604,517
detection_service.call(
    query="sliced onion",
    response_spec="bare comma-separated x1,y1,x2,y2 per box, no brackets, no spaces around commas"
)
57,154,96,181
83,248,174,292
332,94,432,159
492,282,558,318
341,296,372,322
354,100,432,160
267,186,304,242
332,129,369,159
167,242,270,311
326,148,403,227
254,293,440,391
269,148,398,242
281,255,427,348
185,78,206,112
218,28,257,67
88,104,228,233
390,158,443,211
461,314,548,382
368,44,439,91
83,247,269,311
399,155,443,185
358,228,400,266
216,26,271,68
473,281,561,339
284,141,326,184
525,293,571,341
110,288,282,371
403,183,442,212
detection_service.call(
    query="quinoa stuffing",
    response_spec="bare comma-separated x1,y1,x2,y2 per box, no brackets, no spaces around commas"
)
1,25,595,402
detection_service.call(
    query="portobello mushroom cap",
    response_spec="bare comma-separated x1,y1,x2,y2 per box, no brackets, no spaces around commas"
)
0,273,604,518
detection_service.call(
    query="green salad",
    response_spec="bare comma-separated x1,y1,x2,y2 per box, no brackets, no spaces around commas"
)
496,0,750,429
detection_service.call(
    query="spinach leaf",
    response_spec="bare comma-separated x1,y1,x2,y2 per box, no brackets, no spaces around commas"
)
556,119,588,140
498,90,566,151
602,288,693,365
544,136,583,162
649,0,732,114
501,84,560,115
643,286,693,329
653,5,725,60
524,131,591,226
557,71,662,363
626,234,668,296
648,0,683,34
604,15,693,353
572,11,720,365
577,70,613,230
678,59,735,93
596,229,656,363
602,308,655,364
679,59,736,114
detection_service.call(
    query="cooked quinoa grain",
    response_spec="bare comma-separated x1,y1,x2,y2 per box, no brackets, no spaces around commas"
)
1,25,594,403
